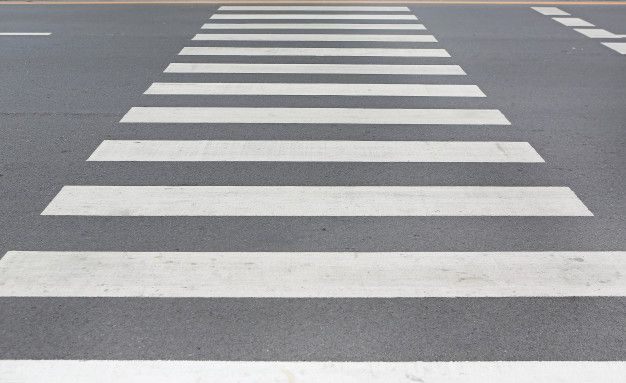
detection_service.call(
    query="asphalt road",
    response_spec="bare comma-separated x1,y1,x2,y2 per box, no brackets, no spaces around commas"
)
0,1,625,372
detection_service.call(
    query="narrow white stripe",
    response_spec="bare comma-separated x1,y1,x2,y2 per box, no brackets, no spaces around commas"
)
573,28,622,39
201,23,427,30
179,47,449,57
531,7,570,16
218,6,411,11
210,14,418,20
602,42,626,54
2,361,625,383
0,32,51,36
552,17,595,27
88,141,543,163
42,186,592,216
144,83,485,97
0,251,620,297
120,107,510,125
164,63,466,75
192,33,437,42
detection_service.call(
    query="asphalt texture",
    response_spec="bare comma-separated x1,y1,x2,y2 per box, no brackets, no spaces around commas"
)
0,4,625,360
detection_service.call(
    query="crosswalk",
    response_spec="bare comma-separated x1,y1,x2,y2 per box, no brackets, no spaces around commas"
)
1,4,623,381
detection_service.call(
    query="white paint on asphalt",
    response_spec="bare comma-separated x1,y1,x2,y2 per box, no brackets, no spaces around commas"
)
573,28,623,39
144,83,485,97
41,186,592,216
201,23,426,30
120,107,510,125
2,360,625,382
531,7,570,16
179,47,449,57
552,17,595,27
0,251,621,297
164,63,465,75
218,6,411,12
602,42,626,54
192,33,437,42
88,141,543,163
0,32,51,36
210,14,418,20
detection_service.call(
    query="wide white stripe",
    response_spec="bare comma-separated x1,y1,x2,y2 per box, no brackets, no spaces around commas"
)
210,14,417,20
2,361,625,383
0,251,620,298
602,42,626,54
88,141,543,163
219,6,411,11
179,47,449,57
531,7,570,16
42,186,592,216
144,83,484,97
164,63,465,75
120,107,509,125
201,23,427,30
573,28,622,39
192,33,437,42
552,17,595,27
0,32,51,36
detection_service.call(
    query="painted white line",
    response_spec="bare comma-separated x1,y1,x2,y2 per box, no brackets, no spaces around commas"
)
88,141,543,163
179,47,449,57
201,23,427,30
531,7,570,16
0,32,51,36
602,42,626,54
144,83,485,97
210,14,417,20
552,17,595,27
164,63,465,75
42,186,592,216
2,360,625,383
573,28,623,38
0,251,621,297
192,33,437,42
119,107,510,125
218,6,411,11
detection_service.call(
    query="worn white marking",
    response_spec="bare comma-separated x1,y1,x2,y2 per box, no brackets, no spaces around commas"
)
552,17,595,27
531,7,570,16
192,33,437,42
164,63,465,75
119,107,509,125
42,186,592,216
0,251,621,297
218,6,411,11
144,83,484,97
88,141,543,163
573,28,623,39
210,14,418,20
179,46,449,57
201,23,427,30
602,42,626,54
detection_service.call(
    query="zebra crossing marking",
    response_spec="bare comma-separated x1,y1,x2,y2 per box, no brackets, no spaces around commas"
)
0,32,51,36
531,7,570,16
602,42,626,54
178,46,450,57
573,28,624,39
210,14,418,20
552,17,595,27
218,6,412,12
201,23,427,30
191,33,437,42
42,186,592,216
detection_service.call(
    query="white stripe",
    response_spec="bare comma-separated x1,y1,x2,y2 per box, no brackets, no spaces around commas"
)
573,28,622,39
2,361,625,383
602,42,626,54
42,186,592,216
0,251,620,298
88,141,543,163
144,83,485,97
201,23,426,30
531,7,570,16
552,17,595,27
210,14,417,20
192,33,437,42
120,107,510,125
218,6,411,11
164,63,465,75
179,47,449,57
0,32,51,36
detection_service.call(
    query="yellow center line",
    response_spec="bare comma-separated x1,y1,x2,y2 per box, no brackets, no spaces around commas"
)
2,1,626,5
